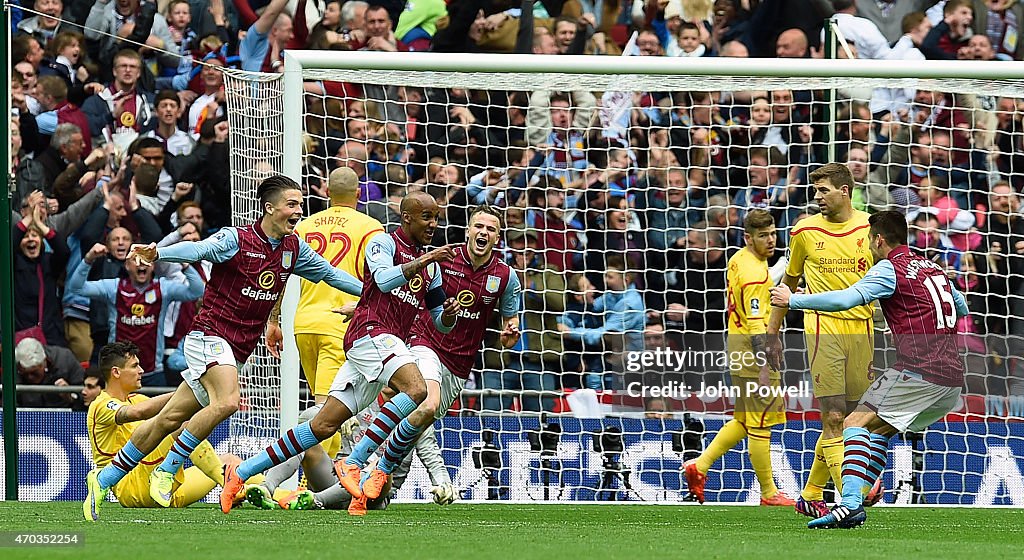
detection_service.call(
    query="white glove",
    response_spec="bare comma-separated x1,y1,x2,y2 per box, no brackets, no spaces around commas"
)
430,483,456,506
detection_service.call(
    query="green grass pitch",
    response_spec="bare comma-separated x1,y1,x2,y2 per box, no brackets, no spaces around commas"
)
2,502,1022,559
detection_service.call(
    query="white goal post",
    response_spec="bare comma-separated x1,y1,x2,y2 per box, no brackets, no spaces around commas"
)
222,51,1024,505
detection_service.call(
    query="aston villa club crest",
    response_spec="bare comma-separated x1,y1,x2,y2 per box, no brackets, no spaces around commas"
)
282,251,293,269
485,275,500,293
145,290,157,304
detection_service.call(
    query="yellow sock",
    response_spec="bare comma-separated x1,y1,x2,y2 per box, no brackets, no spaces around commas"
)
801,435,829,501
821,436,845,494
747,426,778,499
188,440,225,486
323,432,342,462
695,419,747,474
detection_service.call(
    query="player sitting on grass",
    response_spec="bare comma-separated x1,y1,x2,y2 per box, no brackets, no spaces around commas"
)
771,211,968,529
86,341,244,509
684,209,795,506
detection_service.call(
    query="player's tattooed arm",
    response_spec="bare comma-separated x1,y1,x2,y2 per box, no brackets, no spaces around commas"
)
401,244,457,279
268,293,284,324
751,333,773,387
113,393,174,425
765,273,800,370
750,333,767,357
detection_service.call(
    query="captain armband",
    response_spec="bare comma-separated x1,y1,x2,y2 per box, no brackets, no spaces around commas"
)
426,287,447,309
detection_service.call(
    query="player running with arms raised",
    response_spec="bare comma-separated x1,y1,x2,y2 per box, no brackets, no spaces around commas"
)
221,192,460,514
84,175,363,520
771,211,968,528
246,167,384,509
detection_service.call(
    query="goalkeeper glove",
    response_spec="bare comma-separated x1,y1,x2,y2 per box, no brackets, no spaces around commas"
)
430,483,456,506
338,416,360,439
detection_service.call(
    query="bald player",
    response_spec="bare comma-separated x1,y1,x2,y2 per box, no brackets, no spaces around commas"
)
221,192,460,515
246,168,385,508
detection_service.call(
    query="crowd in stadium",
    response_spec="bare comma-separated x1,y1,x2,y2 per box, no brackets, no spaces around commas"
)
7,0,1024,412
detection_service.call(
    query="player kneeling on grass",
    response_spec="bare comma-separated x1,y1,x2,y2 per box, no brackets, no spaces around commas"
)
86,342,244,509
770,211,968,529
684,209,795,507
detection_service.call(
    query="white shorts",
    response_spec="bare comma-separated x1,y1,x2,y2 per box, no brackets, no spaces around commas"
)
861,368,962,433
327,333,417,413
182,331,238,407
410,345,467,420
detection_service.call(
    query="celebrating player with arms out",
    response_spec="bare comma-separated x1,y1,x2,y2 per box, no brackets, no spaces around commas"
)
685,209,794,506
766,163,875,518
246,167,385,509
771,211,969,528
87,342,235,509
221,192,460,515
84,175,364,521
360,205,522,512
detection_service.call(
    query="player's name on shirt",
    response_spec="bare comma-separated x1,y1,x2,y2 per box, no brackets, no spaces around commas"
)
306,214,353,228
902,257,943,279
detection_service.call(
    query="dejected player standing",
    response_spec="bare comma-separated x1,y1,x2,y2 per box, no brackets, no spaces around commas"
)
84,175,364,521
766,163,875,518
220,192,460,515
771,211,968,528
684,209,795,506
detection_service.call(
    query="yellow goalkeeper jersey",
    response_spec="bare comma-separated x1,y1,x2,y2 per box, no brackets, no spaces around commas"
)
785,210,874,321
727,247,770,336
294,206,384,336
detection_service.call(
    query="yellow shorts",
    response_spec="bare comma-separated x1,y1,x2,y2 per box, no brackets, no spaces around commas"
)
732,372,787,429
295,333,347,397
114,466,218,508
804,314,874,401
